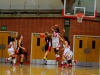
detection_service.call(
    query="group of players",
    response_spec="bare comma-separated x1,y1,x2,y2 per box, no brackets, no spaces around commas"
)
42,25,76,68
5,35,26,66
5,25,76,68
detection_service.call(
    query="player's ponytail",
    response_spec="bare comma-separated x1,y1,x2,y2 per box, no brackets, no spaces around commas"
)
16,35,22,40
63,36,70,45
55,28,60,33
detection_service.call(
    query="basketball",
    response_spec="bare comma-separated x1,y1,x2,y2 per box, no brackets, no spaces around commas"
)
40,33,45,38
15,50,19,54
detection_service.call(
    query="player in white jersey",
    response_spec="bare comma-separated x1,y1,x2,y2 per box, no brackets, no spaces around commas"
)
59,35,71,67
6,38,17,66
66,50,73,68
67,50,77,68
51,25,60,61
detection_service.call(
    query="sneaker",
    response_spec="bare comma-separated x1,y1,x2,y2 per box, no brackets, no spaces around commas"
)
74,60,77,64
42,59,47,65
10,61,13,65
20,64,25,66
64,64,69,67
45,60,47,64
56,57,60,61
59,64,66,68
59,64,63,68
68,65,72,68
42,59,46,63
44,62,47,65
12,63,16,66
5,58,8,63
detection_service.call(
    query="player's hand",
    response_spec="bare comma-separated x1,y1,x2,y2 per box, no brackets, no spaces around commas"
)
63,28,65,32
60,48,64,51
42,39,45,43
55,24,58,26
22,47,26,50
15,50,19,54
23,47,26,52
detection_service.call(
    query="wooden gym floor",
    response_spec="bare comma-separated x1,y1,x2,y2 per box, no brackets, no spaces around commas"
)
0,63,99,75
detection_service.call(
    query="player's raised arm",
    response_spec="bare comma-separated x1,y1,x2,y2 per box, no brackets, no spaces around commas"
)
51,24,58,32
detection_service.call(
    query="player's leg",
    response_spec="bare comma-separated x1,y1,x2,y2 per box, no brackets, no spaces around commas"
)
20,54,24,66
42,51,48,65
18,49,25,66
12,54,17,66
55,43,60,61
67,60,72,68
6,49,13,63
43,44,49,60
60,54,67,68
42,44,51,65
42,53,48,65
54,49,60,61
60,49,69,68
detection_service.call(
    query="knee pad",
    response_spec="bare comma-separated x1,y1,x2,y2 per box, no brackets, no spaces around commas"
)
12,57,15,59
56,47,59,50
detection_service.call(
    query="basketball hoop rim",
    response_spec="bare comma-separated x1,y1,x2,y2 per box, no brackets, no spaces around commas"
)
75,13,85,18
75,13,85,23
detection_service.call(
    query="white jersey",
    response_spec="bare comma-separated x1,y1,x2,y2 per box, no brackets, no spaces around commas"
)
8,42,14,50
52,32,59,43
67,51,73,60
63,47,70,56
8,42,15,56
52,32,60,48
63,42,71,57
63,42,70,49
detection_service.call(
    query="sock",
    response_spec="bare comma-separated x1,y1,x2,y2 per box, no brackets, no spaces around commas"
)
56,54,58,57
20,58,23,62
57,54,60,57
11,60,13,64
56,54,59,57
13,58,16,64
64,61,66,64
43,56,46,60
8,57,11,60
12,57,15,59
61,61,63,65
20,62,23,65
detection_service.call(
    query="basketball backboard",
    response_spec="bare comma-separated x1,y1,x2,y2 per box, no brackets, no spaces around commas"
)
62,0,97,19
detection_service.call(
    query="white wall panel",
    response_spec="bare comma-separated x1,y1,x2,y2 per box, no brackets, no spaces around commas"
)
11,0,24,9
0,0,100,13
97,0,100,12
0,0,10,9
38,0,52,10
25,0,38,9
0,0,64,10
52,0,63,9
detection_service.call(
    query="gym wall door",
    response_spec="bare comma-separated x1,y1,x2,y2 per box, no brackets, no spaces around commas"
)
73,35,100,67
31,33,56,64
0,31,18,63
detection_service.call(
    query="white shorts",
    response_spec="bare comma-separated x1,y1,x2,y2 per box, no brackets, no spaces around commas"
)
63,48,70,57
67,51,73,60
52,42,60,49
8,49,15,56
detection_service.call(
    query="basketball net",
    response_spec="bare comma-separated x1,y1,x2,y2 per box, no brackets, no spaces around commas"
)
76,13,84,23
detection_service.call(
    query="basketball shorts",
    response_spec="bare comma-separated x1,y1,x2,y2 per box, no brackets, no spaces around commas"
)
63,48,70,57
67,60,72,64
8,49,15,56
52,42,60,50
